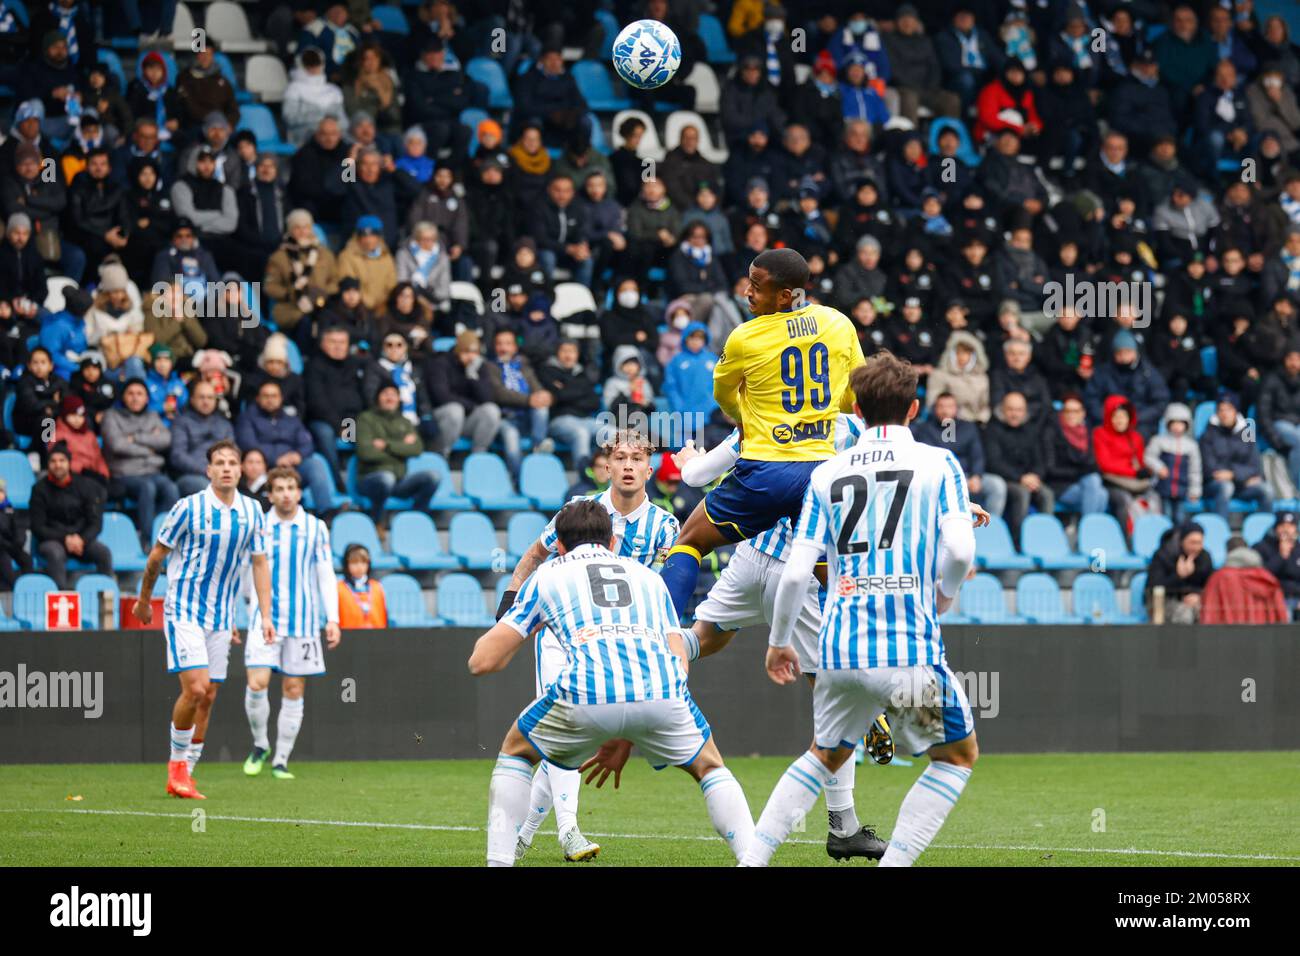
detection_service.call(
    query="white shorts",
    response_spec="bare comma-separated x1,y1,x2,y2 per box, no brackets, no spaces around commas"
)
813,663,975,757
535,628,567,695
245,632,326,677
517,687,712,771
165,619,233,682
694,544,822,673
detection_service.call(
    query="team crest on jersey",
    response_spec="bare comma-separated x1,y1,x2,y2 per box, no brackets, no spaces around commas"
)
772,420,831,444
655,547,670,564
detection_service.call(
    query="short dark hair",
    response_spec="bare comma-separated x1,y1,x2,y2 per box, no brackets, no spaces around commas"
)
554,498,614,552
618,117,646,139
752,248,810,291
267,466,302,489
850,351,918,427
343,543,370,569
207,438,241,462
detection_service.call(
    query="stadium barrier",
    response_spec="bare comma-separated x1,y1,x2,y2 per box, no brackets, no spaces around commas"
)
1,626,1297,764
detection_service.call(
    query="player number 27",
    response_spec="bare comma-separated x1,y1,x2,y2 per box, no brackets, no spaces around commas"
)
830,471,913,554
780,343,831,414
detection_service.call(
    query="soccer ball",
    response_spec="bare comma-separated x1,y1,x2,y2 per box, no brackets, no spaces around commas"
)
611,19,682,90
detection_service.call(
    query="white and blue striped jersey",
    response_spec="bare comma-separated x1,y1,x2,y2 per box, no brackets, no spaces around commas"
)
794,425,971,670
733,415,865,561
540,489,679,567
158,487,267,630
243,507,339,637
502,544,689,705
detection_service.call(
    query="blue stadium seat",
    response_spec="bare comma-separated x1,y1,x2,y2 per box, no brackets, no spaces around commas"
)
372,4,409,33
1132,514,1173,561
330,513,401,569
506,511,548,560
1128,571,1148,622
519,454,567,511
449,512,499,569
0,450,35,508
462,453,531,510
383,573,438,627
0,604,22,630
1015,573,1084,624
927,116,981,167
595,9,619,59
212,51,250,103
1192,400,1216,438
236,103,295,154
1200,347,1218,381
98,48,128,94
76,574,121,629
6,0,28,26
697,13,735,64
1076,513,1146,571
13,573,57,628
1243,511,1276,546
436,573,494,627
972,515,1035,570
1,393,28,451
960,573,1025,624
494,574,513,608
1192,513,1229,566
388,511,459,570
572,60,632,112
1072,573,1141,624
460,107,489,155
422,453,474,511
151,513,167,545
303,452,350,512
1020,514,1089,570
101,513,149,571
588,113,609,154
467,57,513,109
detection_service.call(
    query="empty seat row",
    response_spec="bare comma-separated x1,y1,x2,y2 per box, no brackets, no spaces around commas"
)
941,572,1146,626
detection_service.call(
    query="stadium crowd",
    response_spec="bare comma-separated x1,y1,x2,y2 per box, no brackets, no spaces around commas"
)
4,0,1300,623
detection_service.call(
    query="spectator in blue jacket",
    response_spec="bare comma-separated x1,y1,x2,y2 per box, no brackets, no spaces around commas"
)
1084,330,1172,438
144,344,187,424
1199,392,1273,519
664,322,718,422
235,378,337,515
169,379,235,495
39,286,91,382
839,52,890,128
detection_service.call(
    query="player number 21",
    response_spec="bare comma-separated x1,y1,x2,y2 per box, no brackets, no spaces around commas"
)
780,343,831,414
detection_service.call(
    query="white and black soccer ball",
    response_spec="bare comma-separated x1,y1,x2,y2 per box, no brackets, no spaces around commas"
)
611,19,682,90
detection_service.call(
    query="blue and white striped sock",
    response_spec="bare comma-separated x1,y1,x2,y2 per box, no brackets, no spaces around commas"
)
879,761,972,867
740,751,832,866
487,753,536,866
169,723,193,763
699,767,754,861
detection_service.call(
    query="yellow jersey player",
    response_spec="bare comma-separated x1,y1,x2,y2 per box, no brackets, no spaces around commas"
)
660,248,865,615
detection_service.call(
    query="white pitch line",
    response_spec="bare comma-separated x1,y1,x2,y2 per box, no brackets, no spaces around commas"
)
2,808,1298,862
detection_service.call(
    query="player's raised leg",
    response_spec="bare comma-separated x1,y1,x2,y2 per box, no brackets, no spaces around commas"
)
243,667,272,775
878,733,978,867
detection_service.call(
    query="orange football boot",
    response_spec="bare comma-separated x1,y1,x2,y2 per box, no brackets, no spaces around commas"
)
166,760,206,799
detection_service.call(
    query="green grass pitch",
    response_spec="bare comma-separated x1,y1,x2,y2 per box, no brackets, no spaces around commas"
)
1,752,1296,866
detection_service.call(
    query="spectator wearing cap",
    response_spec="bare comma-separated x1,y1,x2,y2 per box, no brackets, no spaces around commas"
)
51,393,109,485
29,441,113,589
1033,62,1097,173
57,107,106,186
124,51,181,142
625,178,682,286
283,47,345,148
340,146,411,251
651,453,704,524
1258,346,1300,486
176,46,239,131
426,329,505,459
1110,50,1179,156
69,352,116,429
1255,511,1300,615
731,3,798,101
403,33,484,165
170,379,235,495
831,175,896,261
889,295,942,376
511,46,590,149
149,218,220,289
265,208,339,340
289,118,351,226
39,287,93,383
103,377,178,546
0,100,56,182
724,125,780,208
304,325,369,481
721,54,787,150
1193,59,1253,179
338,214,399,314
406,165,470,275
465,154,515,279
170,144,238,261
936,8,1004,109
85,263,150,382
1200,392,1271,520
531,174,594,288
143,343,188,423
67,147,130,271
354,380,437,521
236,377,337,515
396,220,452,316
838,51,891,128
788,49,845,147
1037,306,1099,400
886,6,960,124
3,139,70,268
1146,522,1214,624
234,154,288,279
660,124,723,211
0,212,46,313
1084,330,1171,437
242,333,305,417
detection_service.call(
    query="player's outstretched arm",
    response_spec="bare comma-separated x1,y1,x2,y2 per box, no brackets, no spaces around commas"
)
468,622,528,675
675,438,740,488
766,539,821,685
132,543,172,624
251,553,276,643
